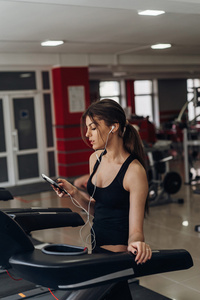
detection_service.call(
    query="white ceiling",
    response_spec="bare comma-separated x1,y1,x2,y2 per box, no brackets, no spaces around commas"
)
1,0,200,78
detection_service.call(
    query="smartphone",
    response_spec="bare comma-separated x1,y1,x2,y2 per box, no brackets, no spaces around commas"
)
41,174,70,196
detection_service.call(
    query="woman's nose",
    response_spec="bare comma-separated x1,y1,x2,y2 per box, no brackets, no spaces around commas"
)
85,129,90,137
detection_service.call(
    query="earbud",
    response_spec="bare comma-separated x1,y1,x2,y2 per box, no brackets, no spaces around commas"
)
108,125,115,134
109,125,115,133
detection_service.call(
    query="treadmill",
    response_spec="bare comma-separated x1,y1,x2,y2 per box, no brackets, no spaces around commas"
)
0,208,193,300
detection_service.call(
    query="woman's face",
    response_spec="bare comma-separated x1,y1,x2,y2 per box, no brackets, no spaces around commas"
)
85,116,111,150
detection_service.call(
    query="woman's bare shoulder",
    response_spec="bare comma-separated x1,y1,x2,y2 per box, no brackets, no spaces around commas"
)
89,150,104,173
124,159,148,190
129,158,145,170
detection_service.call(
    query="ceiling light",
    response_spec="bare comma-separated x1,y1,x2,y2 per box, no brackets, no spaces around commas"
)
41,40,64,47
20,73,32,78
138,10,165,16
113,72,127,77
151,43,172,49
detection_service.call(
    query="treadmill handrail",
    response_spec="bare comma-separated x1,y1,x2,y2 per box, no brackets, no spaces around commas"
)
12,212,85,233
9,248,193,290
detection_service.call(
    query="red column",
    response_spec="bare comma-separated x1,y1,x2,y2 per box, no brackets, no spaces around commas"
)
52,67,92,178
126,80,135,114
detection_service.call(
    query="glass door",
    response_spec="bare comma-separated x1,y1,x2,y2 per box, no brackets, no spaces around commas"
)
1,93,46,186
0,98,8,184
0,70,56,188
11,95,40,183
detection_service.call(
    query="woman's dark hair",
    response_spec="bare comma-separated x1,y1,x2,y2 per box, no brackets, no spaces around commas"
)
81,99,149,214
81,99,145,165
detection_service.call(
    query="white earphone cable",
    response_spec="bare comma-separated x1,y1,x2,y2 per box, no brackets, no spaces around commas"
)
68,126,113,250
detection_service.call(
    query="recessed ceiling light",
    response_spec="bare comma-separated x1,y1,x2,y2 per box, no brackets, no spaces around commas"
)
20,73,32,78
138,10,165,16
151,43,172,49
113,72,127,77
41,40,64,47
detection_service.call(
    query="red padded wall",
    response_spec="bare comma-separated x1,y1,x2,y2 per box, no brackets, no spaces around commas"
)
126,80,135,114
52,67,92,178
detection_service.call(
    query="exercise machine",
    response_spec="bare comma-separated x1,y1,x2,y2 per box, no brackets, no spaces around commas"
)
2,207,84,235
0,207,85,299
0,188,13,201
183,127,200,186
176,87,200,187
147,145,183,206
0,209,193,300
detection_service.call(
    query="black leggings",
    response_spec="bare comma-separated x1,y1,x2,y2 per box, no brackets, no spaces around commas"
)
92,247,132,300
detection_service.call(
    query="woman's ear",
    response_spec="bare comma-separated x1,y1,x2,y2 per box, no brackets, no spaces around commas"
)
111,123,119,133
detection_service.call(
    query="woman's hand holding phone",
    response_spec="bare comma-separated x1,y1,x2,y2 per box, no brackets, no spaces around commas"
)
41,174,73,197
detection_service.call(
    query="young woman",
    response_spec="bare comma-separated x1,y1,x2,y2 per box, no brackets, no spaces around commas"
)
54,99,152,264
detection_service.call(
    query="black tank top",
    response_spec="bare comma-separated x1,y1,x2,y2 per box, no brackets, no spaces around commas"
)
87,152,137,246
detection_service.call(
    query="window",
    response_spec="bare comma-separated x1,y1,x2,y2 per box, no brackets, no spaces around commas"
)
134,80,152,95
187,79,200,122
134,80,153,121
0,71,36,90
0,99,6,152
99,81,120,103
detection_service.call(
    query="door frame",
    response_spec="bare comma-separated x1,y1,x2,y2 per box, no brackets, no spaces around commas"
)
0,91,47,186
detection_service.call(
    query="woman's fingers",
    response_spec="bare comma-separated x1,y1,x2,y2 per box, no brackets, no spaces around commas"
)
51,184,65,197
128,242,152,264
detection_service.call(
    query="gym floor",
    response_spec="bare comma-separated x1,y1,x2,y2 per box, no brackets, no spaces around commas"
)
1,158,200,300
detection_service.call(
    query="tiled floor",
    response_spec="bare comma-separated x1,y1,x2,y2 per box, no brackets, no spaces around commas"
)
1,159,200,300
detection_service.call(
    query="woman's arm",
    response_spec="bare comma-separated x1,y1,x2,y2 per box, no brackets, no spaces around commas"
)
53,178,95,215
53,151,101,215
74,174,90,191
124,160,152,264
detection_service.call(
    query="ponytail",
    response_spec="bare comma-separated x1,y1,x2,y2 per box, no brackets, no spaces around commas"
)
123,122,149,215
123,123,146,169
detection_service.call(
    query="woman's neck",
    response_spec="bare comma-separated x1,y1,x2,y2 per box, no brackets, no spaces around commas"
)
104,139,129,163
